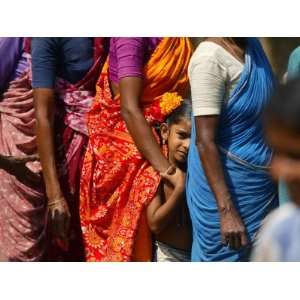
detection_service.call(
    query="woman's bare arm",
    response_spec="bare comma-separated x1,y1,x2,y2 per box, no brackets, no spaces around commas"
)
34,88,70,242
119,77,172,173
34,88,60,198
0,154,40,187
195,115,248,250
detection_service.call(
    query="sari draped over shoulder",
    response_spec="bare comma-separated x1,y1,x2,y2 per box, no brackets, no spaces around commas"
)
80,37,193,262
45,38,108,261
186,38,279,261
0,40,46,261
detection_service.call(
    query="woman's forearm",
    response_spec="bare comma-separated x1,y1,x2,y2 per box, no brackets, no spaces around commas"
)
34,89,62,199
36,118,61,197
119,77,171,173
122,107,170,173
196,140,234,212
0,154,10,170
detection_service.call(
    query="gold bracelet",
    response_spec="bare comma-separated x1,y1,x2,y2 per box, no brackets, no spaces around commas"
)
48,199,63,208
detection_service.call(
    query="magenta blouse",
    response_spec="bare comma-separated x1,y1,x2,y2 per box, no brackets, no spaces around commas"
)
108,37,162,84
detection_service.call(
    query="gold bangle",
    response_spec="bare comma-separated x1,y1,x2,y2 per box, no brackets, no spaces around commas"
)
48,199,63,208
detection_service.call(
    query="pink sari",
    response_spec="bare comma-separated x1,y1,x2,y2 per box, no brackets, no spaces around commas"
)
0,51,46,261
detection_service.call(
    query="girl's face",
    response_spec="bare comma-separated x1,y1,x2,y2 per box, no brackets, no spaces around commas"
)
266,122,300,205
161,118,192,167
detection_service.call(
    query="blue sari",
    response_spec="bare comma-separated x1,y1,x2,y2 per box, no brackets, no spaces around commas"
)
186,38,279,262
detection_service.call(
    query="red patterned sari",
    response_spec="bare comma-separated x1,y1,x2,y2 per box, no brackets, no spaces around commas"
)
80,37,193,262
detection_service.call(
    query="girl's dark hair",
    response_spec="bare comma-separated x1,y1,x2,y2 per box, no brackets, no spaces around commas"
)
166,98,192,126
265,79,300,132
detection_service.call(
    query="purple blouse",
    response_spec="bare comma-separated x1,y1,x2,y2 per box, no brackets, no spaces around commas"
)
0,38,28,92
108,37,162,84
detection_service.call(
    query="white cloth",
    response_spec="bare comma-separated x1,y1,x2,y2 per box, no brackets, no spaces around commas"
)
188,41,244,116
154,241,191,262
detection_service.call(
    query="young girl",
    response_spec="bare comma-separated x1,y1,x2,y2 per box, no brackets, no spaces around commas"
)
147,99,192,262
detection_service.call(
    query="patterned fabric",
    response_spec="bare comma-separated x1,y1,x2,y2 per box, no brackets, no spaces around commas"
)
45,38,108,261
0,50,46,261
80,37,193,262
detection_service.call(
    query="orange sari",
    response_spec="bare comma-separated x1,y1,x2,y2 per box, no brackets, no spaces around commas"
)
80,38,193,261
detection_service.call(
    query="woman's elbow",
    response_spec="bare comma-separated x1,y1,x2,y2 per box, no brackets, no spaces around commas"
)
35,112,48,125
196,139,216,155
121,102,142,122
121,105,136,121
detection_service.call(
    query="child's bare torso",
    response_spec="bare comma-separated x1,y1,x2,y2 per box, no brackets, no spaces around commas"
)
155,182,192,251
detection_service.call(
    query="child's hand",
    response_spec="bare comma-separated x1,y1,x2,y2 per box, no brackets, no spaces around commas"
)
160,167,186,191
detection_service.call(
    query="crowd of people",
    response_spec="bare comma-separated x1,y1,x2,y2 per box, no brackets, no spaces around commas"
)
0,37,299,262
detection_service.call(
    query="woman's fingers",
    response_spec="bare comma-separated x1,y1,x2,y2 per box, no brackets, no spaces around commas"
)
233,233,241,250
223,231,245,250
227,233,235,249
20,154,39,163
15,154,39,163
66,210,71,234
240,231,249,247
221,231,227,245
57,211,66,240
48,205,70,251
160,172,171,181
53,209,60,239
166,165,176,175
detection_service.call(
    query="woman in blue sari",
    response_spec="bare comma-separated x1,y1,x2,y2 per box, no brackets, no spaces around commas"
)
187,37,278,261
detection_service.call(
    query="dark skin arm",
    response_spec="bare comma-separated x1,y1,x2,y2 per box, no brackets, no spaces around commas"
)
147,168,186,234
195,115,248,250
0,154,40,187
119,77,177,180
34,88,70,245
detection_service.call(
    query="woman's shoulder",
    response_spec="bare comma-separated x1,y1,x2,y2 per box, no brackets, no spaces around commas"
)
190,41,232,69
188,41,229,77
192,41,243,66
192,41,223,59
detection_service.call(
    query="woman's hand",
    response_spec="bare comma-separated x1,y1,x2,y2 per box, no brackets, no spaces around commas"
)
160,166,186,192
47,194,71,248
1,154,40,186
194,115,249,251
219,205,249,250
34,88,70,249
119,77,172,174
